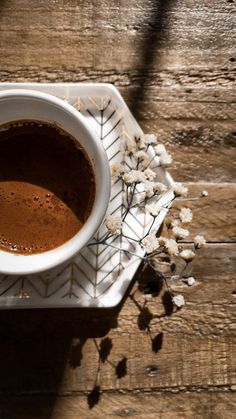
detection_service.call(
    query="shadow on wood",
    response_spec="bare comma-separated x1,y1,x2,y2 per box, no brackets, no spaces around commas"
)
0,307,119,417
129,0,175,118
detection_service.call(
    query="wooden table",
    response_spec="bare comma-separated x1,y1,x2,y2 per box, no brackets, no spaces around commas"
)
0,1,235,417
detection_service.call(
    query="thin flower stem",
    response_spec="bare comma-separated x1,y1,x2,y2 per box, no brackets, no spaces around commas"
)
178,260,190,278
146,247,164,258
164,277,172,295
141,215,156,240
122,183,136,221
142,154,157,171
147,216,156,235
98,242,147,260
122,234,140,243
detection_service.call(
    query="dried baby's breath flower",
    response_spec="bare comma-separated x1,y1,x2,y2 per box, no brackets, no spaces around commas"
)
119,139,126,154
120,137,137,155
194,235,206,248
111,163,125,177
154,182,167,194
172,226,189,239
140,133,157,145
173,182,188,197
158,236,167,246
90,130,205,309
179,207,193,223
122,170,145,185
135,137,146,150
136,150,150,166
144,168,156,181
132,191,146,205
145,202,162,217
165,239,179,256
142,179,156,198
165,217,172,228
159,151,172,167
171,219,180,228
183,277,196,286
179,249,195,262
105,215,123,235
172,294,185,308
141,234,160,253
154,144,167,155
165,217,179,229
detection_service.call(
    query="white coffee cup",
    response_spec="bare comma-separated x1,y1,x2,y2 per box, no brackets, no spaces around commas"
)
0,89,111,275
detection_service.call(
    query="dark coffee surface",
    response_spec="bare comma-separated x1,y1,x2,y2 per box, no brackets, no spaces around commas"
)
0,121,95,254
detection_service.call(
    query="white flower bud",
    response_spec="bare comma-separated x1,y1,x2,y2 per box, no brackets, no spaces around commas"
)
172,294,185,308
179,249,195,262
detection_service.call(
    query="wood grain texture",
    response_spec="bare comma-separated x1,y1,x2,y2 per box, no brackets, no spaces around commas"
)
0,0,235,185
0,246,235,395
168,183,236,242
1,392,236,419
0,0,235,417
0,0,235,68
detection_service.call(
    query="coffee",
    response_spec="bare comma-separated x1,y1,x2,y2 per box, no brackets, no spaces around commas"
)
0,120,95,254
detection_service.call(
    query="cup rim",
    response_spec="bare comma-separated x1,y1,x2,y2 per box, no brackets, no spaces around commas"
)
0,89,111,275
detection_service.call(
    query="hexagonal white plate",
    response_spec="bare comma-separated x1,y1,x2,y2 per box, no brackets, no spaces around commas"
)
0,83,174,308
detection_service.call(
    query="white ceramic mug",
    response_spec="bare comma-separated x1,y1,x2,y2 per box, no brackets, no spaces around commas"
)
0,89,111,275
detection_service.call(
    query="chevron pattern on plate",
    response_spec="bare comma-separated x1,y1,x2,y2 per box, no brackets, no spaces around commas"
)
0,84,174,308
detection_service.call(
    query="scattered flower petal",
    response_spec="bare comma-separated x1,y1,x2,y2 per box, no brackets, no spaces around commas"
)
172,294,185,308
165,239,179,256
141,234,160,253
183,277,196,286
179,207,193,223
173,182,188,197
179,249,195,262
194,235,206,248
105,215,123,235
172,226,189,239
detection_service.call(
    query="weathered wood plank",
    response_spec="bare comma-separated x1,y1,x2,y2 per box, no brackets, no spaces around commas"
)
129,244,236,308
0,0,235,70
0,2,235,185
142,121,236,183
0,245,234,394
0,83,234,183
1,391,236,419
0,68,235,101
0,326,234,393
169,183,236,242
0,0,235,413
